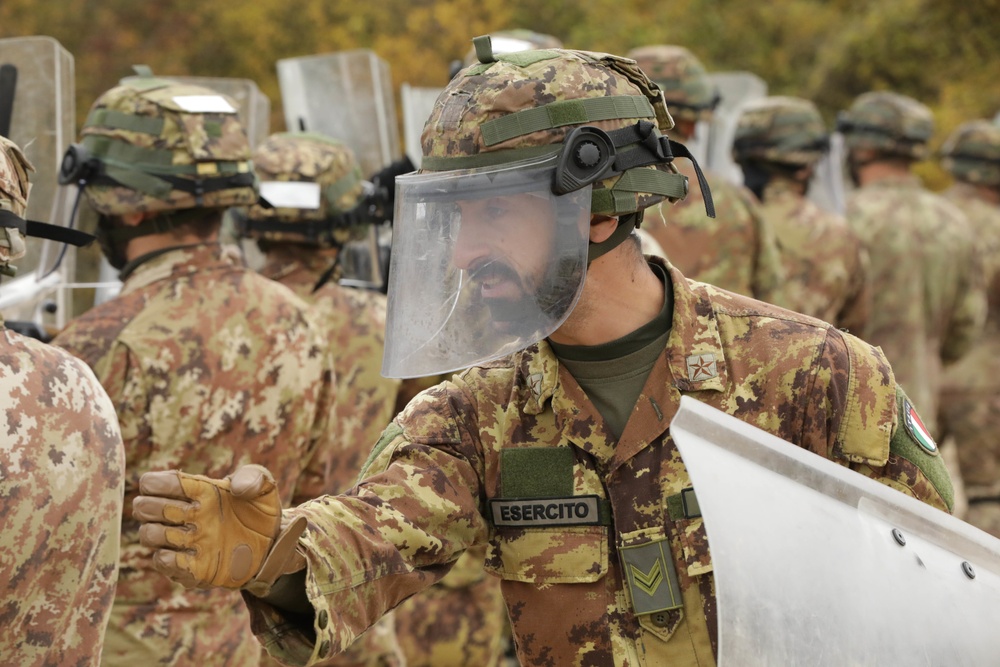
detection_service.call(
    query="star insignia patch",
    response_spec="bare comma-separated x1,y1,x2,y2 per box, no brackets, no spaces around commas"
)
686,353,717,382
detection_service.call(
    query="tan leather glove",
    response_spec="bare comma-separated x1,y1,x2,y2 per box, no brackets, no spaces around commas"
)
133,464,307,596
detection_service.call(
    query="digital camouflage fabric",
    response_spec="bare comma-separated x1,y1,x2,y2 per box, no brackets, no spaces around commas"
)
940,120,1000,188
0,136,30,269
642,171,783,301
939,177,1000,536
838,91,934,161
756,179,871,331
847,174,986,435
626,45,719,123
245,132,367,247
53,243,337,667
0,315,125,666
242,257,952,667
78,77,257,216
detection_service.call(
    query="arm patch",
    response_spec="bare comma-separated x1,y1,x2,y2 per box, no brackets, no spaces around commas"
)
890,387,954,512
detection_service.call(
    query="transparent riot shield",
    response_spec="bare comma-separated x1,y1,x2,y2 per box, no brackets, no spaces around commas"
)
807,131,848,215
120,75,271,147
277,50,400,178
671,396,1000,666
700,72,768,186
400,83,444,169
0,36,77,332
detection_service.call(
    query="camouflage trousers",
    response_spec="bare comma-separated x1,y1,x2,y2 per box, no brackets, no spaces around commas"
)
393,546,507,667
259,612,403,667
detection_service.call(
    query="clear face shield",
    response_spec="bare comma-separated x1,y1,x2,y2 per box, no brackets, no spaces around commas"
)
383,154,592,378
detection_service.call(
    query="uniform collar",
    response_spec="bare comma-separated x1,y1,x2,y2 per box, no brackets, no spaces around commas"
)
119,243,233,295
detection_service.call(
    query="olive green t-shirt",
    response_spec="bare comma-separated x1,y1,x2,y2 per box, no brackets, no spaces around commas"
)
549,263,673,439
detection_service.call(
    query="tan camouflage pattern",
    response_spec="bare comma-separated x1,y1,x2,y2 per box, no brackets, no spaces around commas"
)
0,319,125,667
642,167,783,301
938,183,1000,536
940,120,1000,188
462,30,564,67
0,136,31,265
626,45,719,122
733,96,829,166
839,91,934,161
246,133,366,247
242,257,949,667
423,48,681,215
80,79,257,216
53,243,336,667
758,178,871,332
847,173,987,435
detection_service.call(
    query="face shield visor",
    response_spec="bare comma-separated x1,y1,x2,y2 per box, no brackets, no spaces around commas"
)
383,154,592,378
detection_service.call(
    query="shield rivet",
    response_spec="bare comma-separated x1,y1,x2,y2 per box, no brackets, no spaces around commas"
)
962,561,976,580
891,528,906,546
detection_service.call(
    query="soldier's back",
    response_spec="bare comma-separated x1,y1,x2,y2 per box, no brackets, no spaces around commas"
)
0,328,125,667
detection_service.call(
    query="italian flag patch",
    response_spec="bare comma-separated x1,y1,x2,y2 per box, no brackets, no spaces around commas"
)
903,400,938,455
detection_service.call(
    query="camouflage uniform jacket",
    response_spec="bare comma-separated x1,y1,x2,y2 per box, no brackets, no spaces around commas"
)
244,257,951,667
847,174,987,433
54,243,336,667
643,166,783,301
0,321,125,667
760,179,871,332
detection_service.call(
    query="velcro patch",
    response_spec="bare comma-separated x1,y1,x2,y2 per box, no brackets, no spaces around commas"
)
490,496,601,527
620,537,684,614
903,399,938,455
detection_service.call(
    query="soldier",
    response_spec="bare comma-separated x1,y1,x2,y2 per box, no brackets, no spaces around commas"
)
839,91,986,436
134,43,952,666
627,44,783,301
936,120,1000,535
51,75,337,666
732,96,871,331
0,135,125,667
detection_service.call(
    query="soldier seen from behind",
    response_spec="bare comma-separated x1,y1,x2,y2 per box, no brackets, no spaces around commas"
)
937,120,1000,536
732,96,871,332
133,42,953,666
839,91,987,437
0,134,126,667
52,74,338,666
628,45,784,302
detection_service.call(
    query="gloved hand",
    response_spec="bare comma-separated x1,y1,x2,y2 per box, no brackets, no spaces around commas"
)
133,464,307,596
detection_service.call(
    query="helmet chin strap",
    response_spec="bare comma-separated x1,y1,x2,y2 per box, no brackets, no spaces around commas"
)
587,211,640,264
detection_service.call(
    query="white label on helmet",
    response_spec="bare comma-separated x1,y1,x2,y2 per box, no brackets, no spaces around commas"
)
490,37,537,54
260,181,322,209
172,95,237,114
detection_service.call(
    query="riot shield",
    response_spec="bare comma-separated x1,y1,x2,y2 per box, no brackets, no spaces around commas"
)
400,83,443,169
807,131,848,215
277,50,400,178
695,72,768,186
0,36,77,331
119,75,271,147
671,396,1000,666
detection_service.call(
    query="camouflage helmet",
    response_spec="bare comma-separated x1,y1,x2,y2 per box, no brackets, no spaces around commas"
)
241,132,367,247
0,136,31,268
732,96,830,167
940,120,1000,188
837,91,934,161
626,45,720,123
62,72,257,216
422,40,690,217
462,29,563,68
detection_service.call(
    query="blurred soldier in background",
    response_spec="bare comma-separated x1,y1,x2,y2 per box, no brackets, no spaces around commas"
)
51,75,337,666
732,96,870,331
937,120,1000,535
839,91,986,437
0,135,125,667
629,45,783,301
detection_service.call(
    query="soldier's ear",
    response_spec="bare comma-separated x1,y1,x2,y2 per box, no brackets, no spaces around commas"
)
589,215,619,243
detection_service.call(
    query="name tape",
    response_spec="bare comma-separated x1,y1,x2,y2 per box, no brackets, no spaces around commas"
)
490,496,601,527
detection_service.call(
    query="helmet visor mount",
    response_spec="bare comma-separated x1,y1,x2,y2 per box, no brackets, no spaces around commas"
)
383,153,592,378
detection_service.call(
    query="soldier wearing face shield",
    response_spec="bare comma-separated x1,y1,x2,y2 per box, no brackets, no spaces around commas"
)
0,135,125,667
936,120,1000,535
732,96,871,332
133,42,954,667
628,45,783,303
50,74,339,666
839,92,986,438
